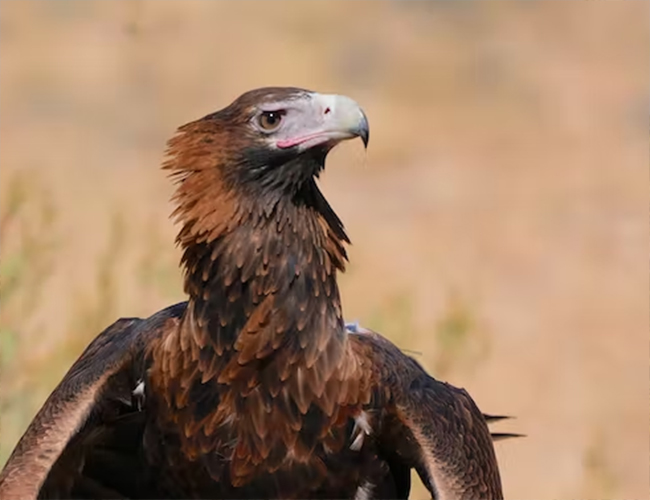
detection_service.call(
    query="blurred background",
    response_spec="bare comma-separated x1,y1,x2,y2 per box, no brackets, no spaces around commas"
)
0,1,647,498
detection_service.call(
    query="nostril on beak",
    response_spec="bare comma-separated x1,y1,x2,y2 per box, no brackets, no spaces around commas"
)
324,107,331,115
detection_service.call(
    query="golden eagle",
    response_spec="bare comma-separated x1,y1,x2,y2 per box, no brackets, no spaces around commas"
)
0,87,515,499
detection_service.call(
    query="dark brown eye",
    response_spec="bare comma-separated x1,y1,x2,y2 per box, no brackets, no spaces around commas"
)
258,110,284,131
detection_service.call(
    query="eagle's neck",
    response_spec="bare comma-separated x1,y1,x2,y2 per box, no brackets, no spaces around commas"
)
172,161,350,395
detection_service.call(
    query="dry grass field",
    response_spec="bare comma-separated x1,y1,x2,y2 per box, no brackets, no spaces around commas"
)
0,2,647,498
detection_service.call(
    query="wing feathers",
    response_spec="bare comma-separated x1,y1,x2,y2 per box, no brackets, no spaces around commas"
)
394,379,504,500
0,302,187,500
0,318,139,499
349,330,506,500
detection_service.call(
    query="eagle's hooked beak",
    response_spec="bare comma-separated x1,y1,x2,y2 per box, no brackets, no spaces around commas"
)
316,93,369,149
356,110,370,149
276,93,369,150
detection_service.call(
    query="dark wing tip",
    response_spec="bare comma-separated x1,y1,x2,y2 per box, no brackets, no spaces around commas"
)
483,413,516,423
490,432,526,441
484,413,522,441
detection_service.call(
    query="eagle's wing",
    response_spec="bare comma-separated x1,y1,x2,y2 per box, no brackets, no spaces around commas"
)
348,326,504,500
0,302,187,500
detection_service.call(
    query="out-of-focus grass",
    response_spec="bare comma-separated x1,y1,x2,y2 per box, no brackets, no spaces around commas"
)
365,290,416,352
68,211,126,342
365,290,490,379
434,293,490,378
55,211,129,378
579,427,618,499
136,217,184,300
0,171,57,466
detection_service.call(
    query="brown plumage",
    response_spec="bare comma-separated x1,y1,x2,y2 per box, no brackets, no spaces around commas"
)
0,87,516,499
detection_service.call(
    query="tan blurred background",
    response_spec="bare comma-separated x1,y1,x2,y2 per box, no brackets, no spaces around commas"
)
0,1,647,498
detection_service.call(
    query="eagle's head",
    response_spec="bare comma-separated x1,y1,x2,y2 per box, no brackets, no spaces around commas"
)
213,87,369,151
165,87,368,252
166,87,368,198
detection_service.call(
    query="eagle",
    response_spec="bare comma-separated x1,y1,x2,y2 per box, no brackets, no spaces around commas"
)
0,87,514,499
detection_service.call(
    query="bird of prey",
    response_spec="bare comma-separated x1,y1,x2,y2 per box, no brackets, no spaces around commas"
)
0,87,514,499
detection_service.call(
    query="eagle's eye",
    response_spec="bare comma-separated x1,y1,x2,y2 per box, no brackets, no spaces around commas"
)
258,110,285,131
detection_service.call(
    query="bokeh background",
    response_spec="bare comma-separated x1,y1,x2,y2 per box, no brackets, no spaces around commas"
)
0,2,647,498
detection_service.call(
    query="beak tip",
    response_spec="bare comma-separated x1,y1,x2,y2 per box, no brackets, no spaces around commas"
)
359,112,369,149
